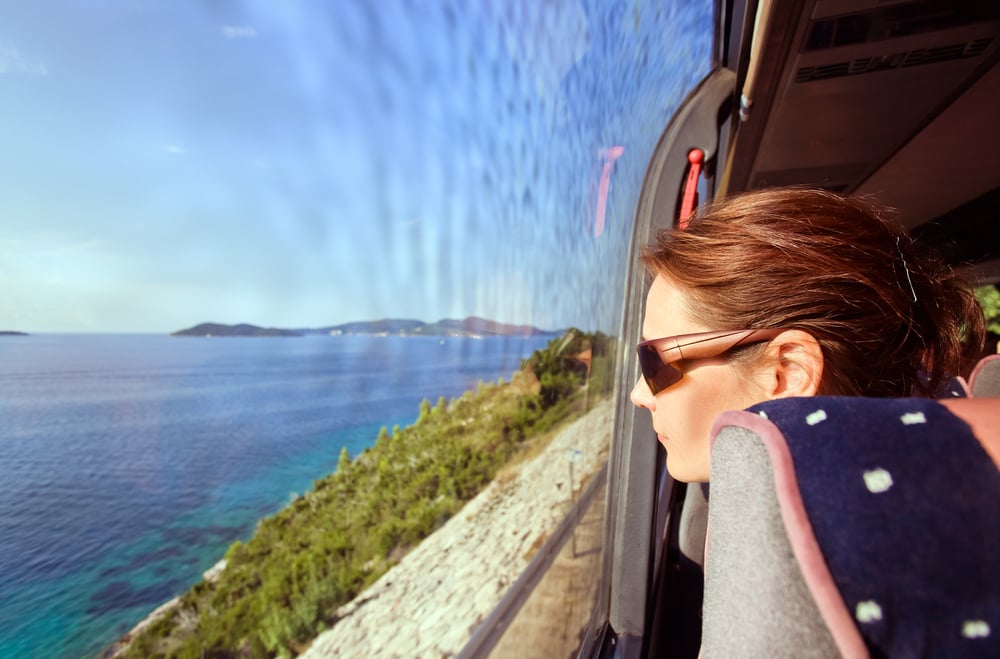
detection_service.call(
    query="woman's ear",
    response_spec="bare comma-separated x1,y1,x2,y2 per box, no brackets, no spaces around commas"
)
759,330,824,398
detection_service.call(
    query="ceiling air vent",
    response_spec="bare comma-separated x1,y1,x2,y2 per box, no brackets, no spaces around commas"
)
964,37,992,57
803,2,1000,52
795,38,993,83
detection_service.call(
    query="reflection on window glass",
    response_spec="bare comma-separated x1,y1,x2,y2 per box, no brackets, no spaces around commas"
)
0,1,711,657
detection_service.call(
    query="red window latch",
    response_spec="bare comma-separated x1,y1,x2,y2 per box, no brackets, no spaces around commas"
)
678,149,704,230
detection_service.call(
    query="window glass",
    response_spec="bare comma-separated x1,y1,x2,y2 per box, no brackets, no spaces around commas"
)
0,1,712,657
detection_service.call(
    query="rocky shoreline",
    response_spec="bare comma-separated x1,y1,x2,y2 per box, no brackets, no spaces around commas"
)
104,560,228,658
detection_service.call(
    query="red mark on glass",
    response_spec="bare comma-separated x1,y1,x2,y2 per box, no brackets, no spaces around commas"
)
594,145,625,237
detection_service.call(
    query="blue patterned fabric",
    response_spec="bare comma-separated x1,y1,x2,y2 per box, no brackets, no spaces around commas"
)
748,396,1000,658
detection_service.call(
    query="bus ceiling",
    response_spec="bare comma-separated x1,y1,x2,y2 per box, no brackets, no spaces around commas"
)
717,0,1000,279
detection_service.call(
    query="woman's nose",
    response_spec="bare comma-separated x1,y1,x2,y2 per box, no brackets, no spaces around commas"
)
631,377,655,410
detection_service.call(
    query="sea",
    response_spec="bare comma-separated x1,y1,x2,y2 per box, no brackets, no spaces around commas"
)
0,332,552,659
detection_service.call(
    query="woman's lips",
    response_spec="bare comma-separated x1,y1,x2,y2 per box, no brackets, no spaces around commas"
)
657,433,669,445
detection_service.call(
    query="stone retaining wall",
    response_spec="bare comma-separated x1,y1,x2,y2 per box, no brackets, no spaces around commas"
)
301,398,612,658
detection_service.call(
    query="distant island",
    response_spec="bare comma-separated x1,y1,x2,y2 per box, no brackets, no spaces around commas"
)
172,317,559,338
171,323,301,337
0,331,29,336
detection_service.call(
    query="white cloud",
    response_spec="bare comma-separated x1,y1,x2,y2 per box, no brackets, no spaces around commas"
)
162,144,185,155
0,43,48,76
221,25,257,39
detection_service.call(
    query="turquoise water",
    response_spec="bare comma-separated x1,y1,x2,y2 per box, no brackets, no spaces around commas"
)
0,333,549,658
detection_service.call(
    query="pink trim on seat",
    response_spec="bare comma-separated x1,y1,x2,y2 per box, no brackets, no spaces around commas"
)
941,398,1000,470
952,375,971,397
710,411,869,659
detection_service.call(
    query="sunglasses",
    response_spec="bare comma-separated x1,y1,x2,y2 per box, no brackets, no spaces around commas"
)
636,328,785,395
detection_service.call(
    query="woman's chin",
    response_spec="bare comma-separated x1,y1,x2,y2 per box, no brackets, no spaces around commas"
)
664,454,709,483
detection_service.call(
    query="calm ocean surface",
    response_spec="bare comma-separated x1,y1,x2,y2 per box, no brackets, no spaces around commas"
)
0,333,551,659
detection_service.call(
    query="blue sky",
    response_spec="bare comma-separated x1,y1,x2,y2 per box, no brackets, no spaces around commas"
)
0,0,711,333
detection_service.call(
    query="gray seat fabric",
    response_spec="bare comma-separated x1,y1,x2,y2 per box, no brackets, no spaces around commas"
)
970,354,1000,397
702,425,840,659
678,481,708,569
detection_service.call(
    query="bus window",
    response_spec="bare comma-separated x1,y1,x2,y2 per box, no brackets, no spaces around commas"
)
0,1,712,658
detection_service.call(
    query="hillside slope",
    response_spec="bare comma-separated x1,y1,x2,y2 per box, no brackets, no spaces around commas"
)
301,399,611,657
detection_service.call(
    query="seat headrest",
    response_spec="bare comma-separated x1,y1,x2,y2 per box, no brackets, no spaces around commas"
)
706,396,1000,658
704,422,845,658
970,354,1000,397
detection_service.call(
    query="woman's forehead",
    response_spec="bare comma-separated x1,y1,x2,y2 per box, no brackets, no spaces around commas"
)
643,275,704,339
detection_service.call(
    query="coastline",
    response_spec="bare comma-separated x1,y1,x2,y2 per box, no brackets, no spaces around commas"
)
103,561,228,658
4,331,555,659
108,398,611,658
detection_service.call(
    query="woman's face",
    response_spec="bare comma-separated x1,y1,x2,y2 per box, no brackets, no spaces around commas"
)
630,275,767,482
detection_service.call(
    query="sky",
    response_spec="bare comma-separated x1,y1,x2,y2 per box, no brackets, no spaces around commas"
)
0,0,712,333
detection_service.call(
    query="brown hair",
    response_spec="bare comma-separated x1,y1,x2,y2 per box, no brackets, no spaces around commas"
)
640,187,985,397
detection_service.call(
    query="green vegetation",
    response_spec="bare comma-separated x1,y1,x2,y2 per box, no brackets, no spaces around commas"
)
975,285,1000,336
118,330,615,658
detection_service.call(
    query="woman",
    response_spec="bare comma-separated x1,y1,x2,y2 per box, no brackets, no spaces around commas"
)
630,187,985,483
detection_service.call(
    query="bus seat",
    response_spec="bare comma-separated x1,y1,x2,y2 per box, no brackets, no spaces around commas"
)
702,420,842,658
970,354,1000,397
702,397,1000,658
936,374,970,398
678,480,709,569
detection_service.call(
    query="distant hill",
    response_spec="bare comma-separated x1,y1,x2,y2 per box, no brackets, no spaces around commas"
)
171,323,302,337
0,331,28,336
172,318,558,338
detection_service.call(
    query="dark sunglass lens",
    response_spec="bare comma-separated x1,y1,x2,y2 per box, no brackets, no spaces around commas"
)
637,344,682,394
